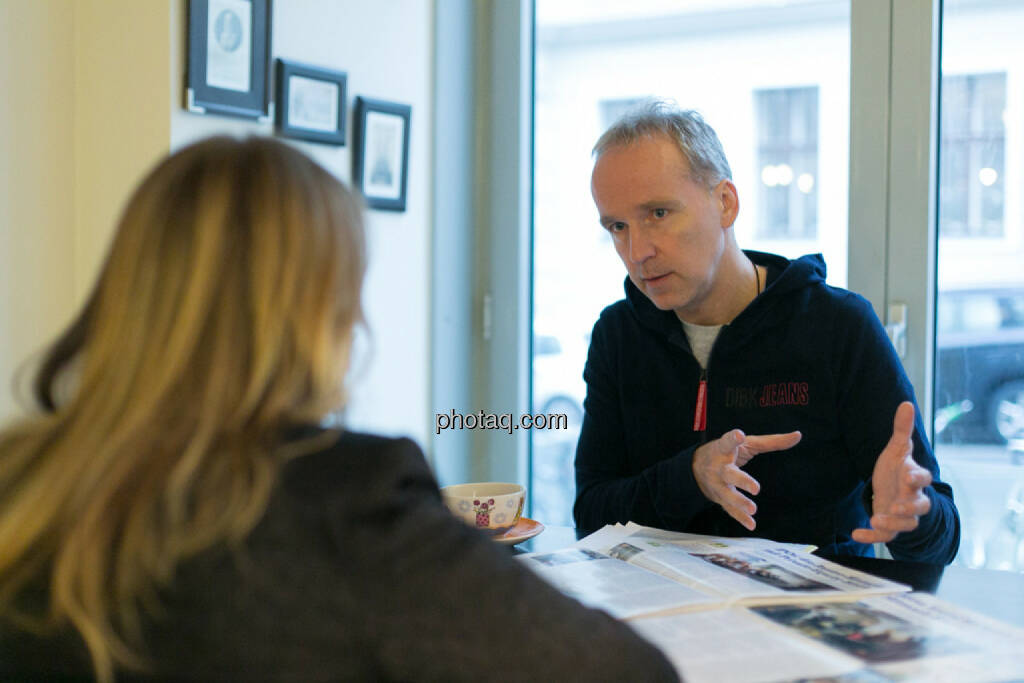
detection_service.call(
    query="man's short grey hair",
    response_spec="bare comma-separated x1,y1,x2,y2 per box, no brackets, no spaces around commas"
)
593,99,732,188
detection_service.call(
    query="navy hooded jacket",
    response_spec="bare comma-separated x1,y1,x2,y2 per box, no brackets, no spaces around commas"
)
573,251,960,563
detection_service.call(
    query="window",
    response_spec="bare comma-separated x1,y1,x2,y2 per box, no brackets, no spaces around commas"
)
599,97,648,130
532,0,850,526
934,1,1024,571
755,86,819,239
939,72,1007,238
521,1,1024,573
937,289,1024,336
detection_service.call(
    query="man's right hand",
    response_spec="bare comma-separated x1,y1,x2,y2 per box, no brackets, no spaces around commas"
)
692,429,803,530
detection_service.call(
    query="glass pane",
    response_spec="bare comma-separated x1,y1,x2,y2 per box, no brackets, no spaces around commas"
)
934,0,1024,571
532,0,850,526
755,87,819,239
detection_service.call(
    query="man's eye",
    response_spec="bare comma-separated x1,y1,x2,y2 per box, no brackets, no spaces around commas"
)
607,222,627,233
652,208,668,219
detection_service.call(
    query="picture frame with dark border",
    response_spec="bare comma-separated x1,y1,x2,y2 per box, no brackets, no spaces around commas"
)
186,0,271,120
275,59,347,145
353,97,412,212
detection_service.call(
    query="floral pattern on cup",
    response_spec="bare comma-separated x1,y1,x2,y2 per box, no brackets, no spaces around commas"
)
473,498,496,528
442,483,525,535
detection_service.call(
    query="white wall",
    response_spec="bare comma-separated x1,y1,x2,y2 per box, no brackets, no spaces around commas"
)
0,0,77,422
1,0,436,452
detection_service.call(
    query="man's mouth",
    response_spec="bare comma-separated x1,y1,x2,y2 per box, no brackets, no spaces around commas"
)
642,273,669,284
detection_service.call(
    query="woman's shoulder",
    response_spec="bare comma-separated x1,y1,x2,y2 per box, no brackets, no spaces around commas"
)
279,428,437,503
331,429,419,453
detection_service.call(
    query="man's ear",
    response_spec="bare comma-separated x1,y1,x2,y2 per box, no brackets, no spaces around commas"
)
715,179,740,228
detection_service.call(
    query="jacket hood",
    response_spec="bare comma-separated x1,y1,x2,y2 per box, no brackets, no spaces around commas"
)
624,251,828,341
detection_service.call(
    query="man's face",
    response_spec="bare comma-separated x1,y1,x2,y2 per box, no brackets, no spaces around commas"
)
590,135,737,322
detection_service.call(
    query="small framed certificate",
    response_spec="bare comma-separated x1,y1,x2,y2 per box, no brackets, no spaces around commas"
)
185,0,271,120
274,59,347,146
353,97,412,212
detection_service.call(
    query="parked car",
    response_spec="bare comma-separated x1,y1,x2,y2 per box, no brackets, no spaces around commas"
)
532,332,587,433
935,286,1024,444
531,331,588,526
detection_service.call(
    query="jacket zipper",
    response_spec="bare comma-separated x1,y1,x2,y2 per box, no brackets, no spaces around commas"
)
693,367,708,441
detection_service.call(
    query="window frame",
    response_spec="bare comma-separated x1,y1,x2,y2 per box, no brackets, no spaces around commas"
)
848,0,940,430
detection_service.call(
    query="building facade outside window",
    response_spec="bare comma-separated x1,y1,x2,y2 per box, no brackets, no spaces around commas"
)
755,86,819,240
939,72,1007,239
532,0,850,527
598,97,648,130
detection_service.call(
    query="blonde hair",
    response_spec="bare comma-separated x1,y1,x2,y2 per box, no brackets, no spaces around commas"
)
0,136,366,680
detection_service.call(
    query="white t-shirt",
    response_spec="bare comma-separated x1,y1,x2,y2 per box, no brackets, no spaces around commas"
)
680,320,723,370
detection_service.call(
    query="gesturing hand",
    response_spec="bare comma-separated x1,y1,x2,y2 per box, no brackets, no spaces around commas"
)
852,401,933,545
692,429,802,531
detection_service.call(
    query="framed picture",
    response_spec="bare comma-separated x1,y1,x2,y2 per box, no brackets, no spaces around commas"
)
275,59,347,145
353,97,412,211
186,0,271,120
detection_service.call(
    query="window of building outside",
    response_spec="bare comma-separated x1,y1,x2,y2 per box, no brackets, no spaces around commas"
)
934,0,1024,572
598,98,646,130
939,72,1007,238
531,0,849,527
755,86,819,239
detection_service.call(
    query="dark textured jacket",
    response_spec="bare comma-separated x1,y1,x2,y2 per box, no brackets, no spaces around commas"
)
2,431,678,682
574,251,960,564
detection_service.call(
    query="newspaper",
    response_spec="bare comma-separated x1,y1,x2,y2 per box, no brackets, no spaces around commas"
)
519,524,1024,683
630,607,866,683
518,546,719,618
520,523,908,617
575,522,819,555
634,593,1024,683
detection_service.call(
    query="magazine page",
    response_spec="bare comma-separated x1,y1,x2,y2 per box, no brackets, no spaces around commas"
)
748,592,1024,683
630,607,870,683
597,527,909,604
517,547,720,618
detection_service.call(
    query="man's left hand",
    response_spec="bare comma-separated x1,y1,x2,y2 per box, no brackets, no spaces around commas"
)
851,401,933,545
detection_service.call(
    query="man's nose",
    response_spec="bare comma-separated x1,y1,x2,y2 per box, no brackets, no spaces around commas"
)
628,227,655,264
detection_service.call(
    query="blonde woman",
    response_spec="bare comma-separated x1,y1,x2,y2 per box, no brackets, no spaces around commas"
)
0,137,676,682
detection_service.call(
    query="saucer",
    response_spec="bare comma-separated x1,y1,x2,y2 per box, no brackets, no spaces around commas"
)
492,517,545,546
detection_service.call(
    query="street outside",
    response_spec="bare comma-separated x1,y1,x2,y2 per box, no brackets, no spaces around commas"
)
532,434,1024,573
936,442,1024,572
531,431,579,528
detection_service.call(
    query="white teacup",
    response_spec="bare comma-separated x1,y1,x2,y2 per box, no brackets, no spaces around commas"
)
441,482,525,535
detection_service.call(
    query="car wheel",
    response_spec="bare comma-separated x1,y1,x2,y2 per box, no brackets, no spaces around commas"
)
991,379,1024,442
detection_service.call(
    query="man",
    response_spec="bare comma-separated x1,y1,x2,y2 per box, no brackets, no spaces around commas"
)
573,101,959,562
